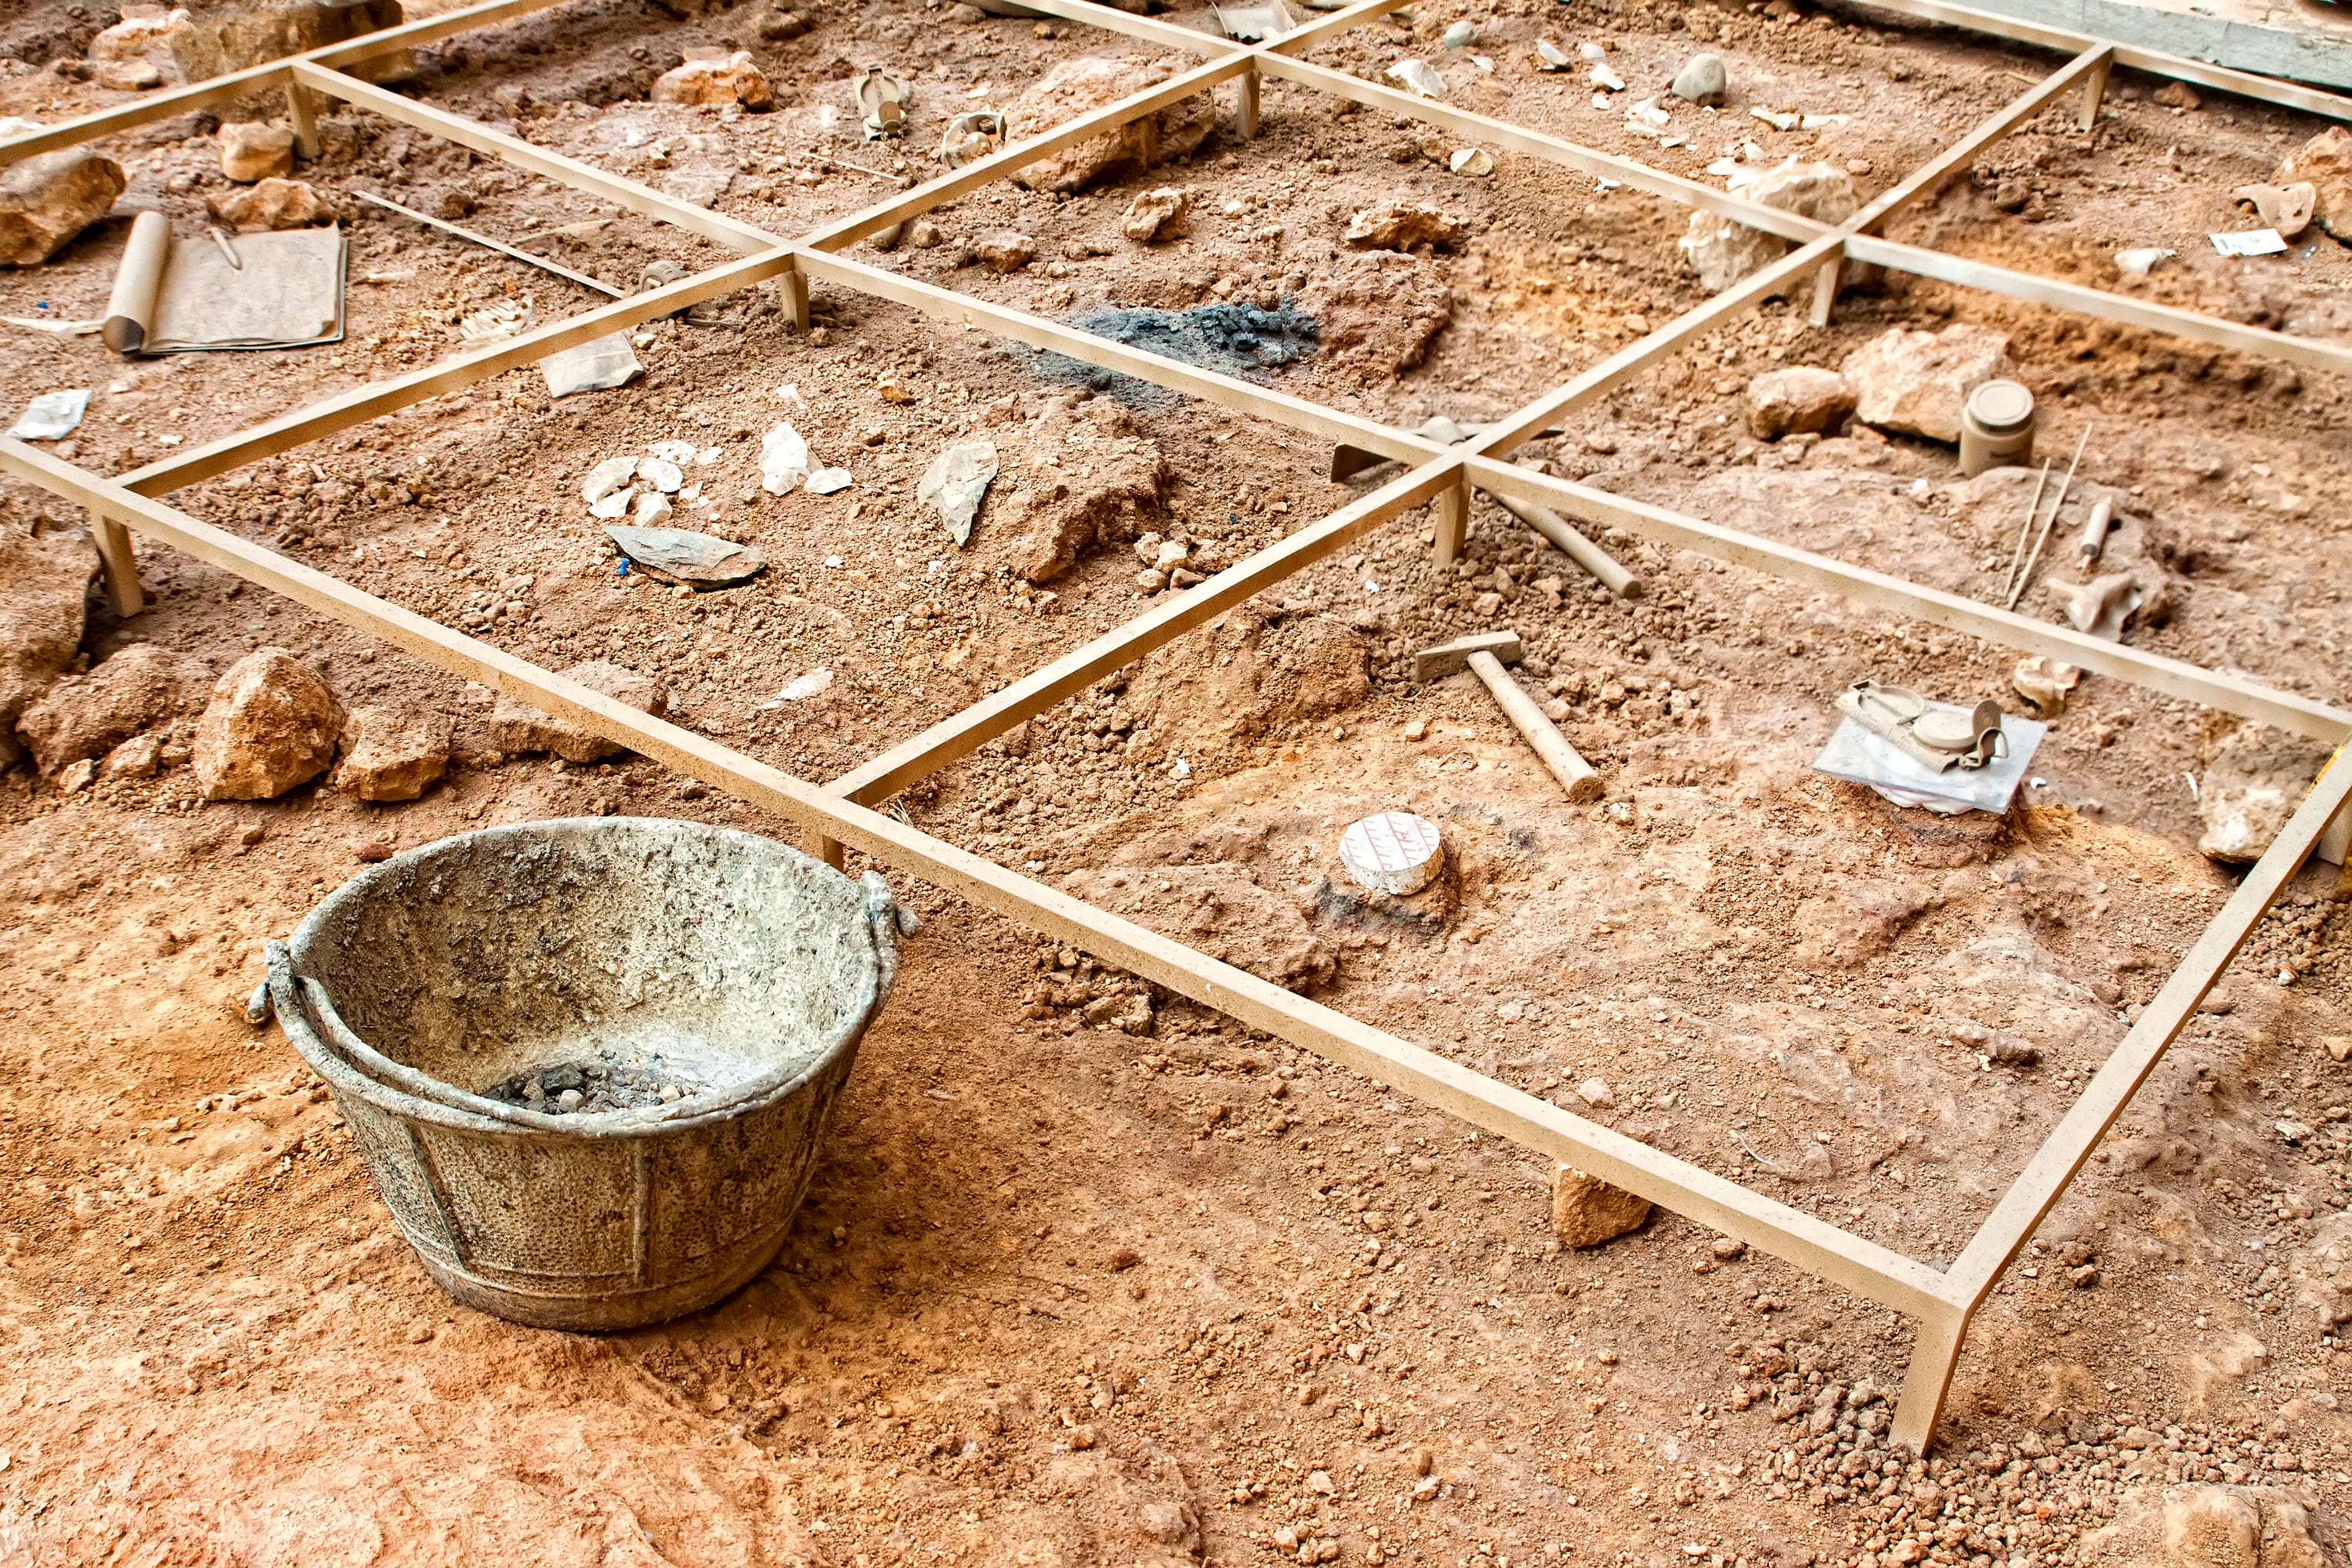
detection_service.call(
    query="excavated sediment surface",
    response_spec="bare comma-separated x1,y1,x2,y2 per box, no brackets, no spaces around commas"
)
5,0,2352,1563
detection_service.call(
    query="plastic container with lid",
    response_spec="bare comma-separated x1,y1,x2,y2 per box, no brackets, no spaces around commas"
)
1959,379,2035,477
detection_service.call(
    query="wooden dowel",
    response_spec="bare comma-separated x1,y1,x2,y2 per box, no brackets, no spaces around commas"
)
1467,455,2352,743
1466,650,1602,804
1490,492,1641,599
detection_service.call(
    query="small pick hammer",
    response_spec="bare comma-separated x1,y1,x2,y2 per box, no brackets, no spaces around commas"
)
1413,630,1603,804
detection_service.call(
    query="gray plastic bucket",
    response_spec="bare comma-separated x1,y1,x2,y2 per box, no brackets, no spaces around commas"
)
269,817,898,1330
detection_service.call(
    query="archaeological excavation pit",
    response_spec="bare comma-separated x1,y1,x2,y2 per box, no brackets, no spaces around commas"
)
6,0,2352,1560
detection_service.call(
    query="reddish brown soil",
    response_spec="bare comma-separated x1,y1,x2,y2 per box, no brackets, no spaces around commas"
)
6,0,2352,1564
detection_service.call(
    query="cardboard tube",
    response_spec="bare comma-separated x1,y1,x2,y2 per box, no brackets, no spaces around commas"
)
103,211,171,356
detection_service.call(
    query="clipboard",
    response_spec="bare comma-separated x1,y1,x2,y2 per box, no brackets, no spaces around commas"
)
103,210,347,354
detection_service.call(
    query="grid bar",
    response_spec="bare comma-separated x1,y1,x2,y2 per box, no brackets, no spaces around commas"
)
1945,755,2352,1304
119,253,795,498
1848,235,2352,378
801,54,1255,253
290,62,780,253
797,250,1436,461
1890,747,2352,1446
0,0,573,167
1849,0,2352,122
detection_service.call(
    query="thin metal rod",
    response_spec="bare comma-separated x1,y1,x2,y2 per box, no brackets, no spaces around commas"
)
2000,457,2054,606
352,190,624,298
2005,424,2091,612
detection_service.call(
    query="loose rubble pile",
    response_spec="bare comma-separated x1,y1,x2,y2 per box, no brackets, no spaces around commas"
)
483,1050,705,1113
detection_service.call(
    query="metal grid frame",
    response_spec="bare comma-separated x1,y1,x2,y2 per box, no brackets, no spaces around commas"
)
5,0,2350,1452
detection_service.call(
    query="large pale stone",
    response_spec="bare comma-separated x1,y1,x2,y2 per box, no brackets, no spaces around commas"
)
193,647,345,801
1342,200,1466,252
0,525,98,764
2164,1488,2260,1568
90,3,408,90
2077,1482,2324,1568
971,229,1037,274
1678,158,1858,291
16,643,206,777
2197,726,2331,865
1840,323,2014,444
1121,186,1190,244
1551,1165,1651,1247
0,150,126,267
1744,366,1855,438
1670,52,1728,106
87,8,199,89
488,661,666,763
2282,126,2352,245
651,51,774,110
217,121,294,185
979,398,1169,585
1295,251,1453,381
208,176,333,231
333,705,452,802
1008,55,1217,193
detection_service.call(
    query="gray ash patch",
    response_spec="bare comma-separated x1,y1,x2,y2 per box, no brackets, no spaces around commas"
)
1024,301,1319,407
483,1049,705,1114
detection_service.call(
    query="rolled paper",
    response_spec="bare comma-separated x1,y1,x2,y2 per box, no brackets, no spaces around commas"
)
102,210,170,355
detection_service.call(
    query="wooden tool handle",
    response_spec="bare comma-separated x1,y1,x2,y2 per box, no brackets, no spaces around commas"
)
1491,492,1643,600
1467,650,1603,804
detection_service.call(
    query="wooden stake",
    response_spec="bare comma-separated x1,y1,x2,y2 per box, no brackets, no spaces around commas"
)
284,78,322,160
829,462,1457,806
1807,257,1841,327
0,432,1955,1335
2078,52,2113,130
783,267,811,334
1433,480,1469,566
91,514,144,616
